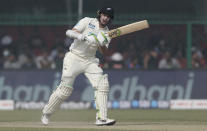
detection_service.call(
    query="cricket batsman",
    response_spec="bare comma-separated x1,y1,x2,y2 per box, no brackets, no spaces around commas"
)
41,7,116,126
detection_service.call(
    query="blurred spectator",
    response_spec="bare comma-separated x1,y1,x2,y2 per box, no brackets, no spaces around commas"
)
18,52,30,67
1,35,13,46
1,25,206,70
29,34,46,56
127,57,142,69
3,50,21,69
143,50,159,69
109,51,124,69
21,57,36,69
53,47,65,69
122,51,131,68
127,42,137,59
21,55,37,69
175,50,187,68
35,49,55,69
158,51,181,69
191,50,206,68
158,39,167,53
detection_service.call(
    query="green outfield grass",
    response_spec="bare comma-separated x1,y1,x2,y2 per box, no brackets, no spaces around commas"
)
0,109,207,131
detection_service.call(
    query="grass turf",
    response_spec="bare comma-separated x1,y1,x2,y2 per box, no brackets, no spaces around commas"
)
0,109,207,131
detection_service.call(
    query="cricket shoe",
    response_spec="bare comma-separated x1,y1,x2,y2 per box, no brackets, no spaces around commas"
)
95,118,116,126
41,114,50,125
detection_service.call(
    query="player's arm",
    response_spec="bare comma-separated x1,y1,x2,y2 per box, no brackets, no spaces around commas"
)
98,46,107,54
72,28,80,33
66,28,100,45
65,17,88,41
66,28,85,41
66,17,99,45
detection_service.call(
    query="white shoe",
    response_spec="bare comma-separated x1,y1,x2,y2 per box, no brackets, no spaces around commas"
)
95,118,116,126
41,114,50,125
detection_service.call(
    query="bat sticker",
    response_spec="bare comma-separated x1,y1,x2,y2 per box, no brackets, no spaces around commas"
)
109,29,121,38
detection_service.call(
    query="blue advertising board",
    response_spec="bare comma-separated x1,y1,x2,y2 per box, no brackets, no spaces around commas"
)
0,70,205,102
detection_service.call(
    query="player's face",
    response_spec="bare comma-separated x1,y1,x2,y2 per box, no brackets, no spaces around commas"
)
100,14,111,27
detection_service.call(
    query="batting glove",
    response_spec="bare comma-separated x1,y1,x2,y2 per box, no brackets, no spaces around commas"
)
84,33,99,46
97,32,111,46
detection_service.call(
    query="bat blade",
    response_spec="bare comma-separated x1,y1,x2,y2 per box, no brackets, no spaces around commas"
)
108,20,149,38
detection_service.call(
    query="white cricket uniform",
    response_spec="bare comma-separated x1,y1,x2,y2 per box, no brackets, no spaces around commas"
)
61,17,109,88
42,17,112,122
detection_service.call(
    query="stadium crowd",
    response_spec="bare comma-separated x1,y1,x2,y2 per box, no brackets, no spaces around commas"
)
0,25,206,70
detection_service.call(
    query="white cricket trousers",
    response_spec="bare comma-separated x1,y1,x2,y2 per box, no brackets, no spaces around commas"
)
61,51,103,88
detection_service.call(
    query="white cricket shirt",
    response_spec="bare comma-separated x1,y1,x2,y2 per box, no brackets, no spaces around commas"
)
69,17,109,58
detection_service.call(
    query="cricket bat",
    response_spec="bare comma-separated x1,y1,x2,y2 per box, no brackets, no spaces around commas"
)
108,20,149,38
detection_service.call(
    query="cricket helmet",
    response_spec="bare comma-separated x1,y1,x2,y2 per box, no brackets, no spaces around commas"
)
97,7,114,19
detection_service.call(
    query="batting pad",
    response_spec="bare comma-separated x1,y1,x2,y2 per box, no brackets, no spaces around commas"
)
96,74,109,120
94,89,100,120
43,86,73,115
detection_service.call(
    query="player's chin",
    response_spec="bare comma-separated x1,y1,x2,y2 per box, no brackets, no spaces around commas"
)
101,22,109,27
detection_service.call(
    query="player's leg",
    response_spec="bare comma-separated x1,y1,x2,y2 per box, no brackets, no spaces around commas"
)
85,73,101,120
85,62,116,126
41,52,83,125
41,83,73,125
